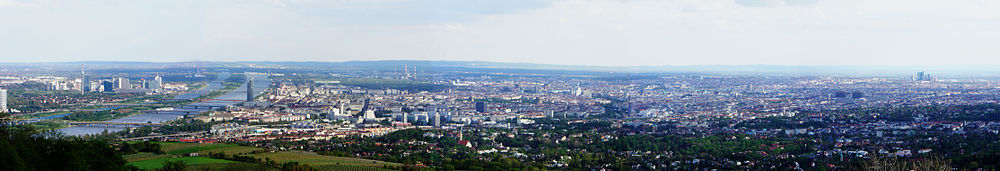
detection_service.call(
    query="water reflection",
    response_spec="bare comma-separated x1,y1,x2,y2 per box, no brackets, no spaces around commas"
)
34,113,70,120
56,73,270,136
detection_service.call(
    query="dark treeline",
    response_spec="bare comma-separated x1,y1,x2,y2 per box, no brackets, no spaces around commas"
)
0,125,132,171
119,141,165,155
158,119,212,134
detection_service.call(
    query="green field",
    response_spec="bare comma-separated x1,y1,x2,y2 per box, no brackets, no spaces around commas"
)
313,164,398,171
185,163,272,170
250,150,400,169
125,142,401,170
159,142,259,155
125,152,168,162
128,156,237,170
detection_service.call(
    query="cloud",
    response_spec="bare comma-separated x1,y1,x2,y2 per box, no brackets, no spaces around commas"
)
1,0,1000,66
264,0,552,25
734,0,785,7
0,0,32,8
412,24,467,32
734,0,818,7
783,0,818,6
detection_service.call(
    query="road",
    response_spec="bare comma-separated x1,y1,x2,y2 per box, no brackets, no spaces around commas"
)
119,131,208,141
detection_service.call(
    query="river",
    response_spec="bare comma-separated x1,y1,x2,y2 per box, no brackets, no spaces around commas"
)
56,72,270,136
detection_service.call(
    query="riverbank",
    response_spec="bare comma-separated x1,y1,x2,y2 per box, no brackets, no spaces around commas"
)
56,73,271,136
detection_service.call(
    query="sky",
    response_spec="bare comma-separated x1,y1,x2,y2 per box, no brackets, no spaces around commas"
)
1,0,999,66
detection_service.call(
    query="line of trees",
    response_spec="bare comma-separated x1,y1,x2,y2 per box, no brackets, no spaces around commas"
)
0,125,133,170
119,141,165,154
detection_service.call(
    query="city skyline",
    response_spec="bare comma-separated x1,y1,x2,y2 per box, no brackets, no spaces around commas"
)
4,1,1000,170
4,61,999,170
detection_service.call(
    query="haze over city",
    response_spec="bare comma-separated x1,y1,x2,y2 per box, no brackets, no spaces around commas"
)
3,0,1000,66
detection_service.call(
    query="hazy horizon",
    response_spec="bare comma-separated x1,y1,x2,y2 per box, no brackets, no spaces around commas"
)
3,0,1000,66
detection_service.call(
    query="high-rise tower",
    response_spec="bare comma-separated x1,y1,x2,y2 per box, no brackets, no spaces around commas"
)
81,65,89,93
151,75,163,92
0,89,7,113
115,77,131,89
433,112,440,127
102,81,114,92
625,73,633,118
246,77,255,102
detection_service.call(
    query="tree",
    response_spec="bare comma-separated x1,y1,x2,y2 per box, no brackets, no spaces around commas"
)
159,160,187,171
0,125,130,171
862,154,951,171
280,161,316,171
265,157,278,167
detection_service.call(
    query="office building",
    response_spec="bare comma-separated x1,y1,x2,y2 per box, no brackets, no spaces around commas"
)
150,75,163,92
0,89,7,113
914,71,935,81
81,66,89,93
363,110,376,119
102,81,114,92
851,91,865,98
403,112,408,123
327,108,342,120
475,101,486,113
433,112,440,127
246,77,254,102
115,77,131,89
833,91,848,98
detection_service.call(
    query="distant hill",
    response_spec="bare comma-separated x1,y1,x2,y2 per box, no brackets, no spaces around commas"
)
240,60,1000,75
5,60,1000,76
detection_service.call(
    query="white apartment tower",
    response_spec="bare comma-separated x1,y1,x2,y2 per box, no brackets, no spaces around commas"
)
0,89,7,113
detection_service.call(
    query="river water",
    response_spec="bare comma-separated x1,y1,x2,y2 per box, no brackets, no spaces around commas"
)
56,72,270,136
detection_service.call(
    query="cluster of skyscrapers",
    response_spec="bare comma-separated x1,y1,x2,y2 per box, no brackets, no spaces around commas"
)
913,71,936,81
97,76,163,93
58,66,165,93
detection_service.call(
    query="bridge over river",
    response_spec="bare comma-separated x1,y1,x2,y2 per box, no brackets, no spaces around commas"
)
54,72,271,136
118,131,208,141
